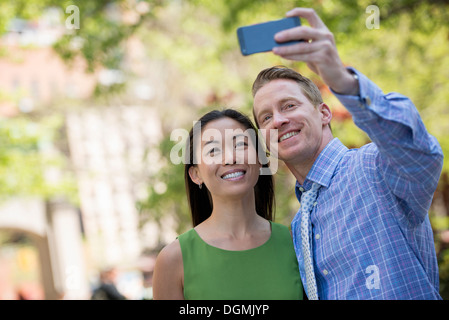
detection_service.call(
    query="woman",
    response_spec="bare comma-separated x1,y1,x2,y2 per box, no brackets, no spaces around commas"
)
153,109,302,300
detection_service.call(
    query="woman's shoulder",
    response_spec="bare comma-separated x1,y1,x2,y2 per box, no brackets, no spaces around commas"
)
153,238,185,299
270,221,290,233
156,238,183,267
177,227,197,241
159,227,201,260
270,221,293,241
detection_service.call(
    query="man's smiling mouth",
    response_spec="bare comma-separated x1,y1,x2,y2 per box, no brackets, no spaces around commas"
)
279,131,300,142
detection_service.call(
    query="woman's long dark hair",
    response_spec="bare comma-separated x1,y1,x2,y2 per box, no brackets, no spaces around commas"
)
184,109,275,227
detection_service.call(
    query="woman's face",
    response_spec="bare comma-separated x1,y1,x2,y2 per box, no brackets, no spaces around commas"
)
189,117,261,199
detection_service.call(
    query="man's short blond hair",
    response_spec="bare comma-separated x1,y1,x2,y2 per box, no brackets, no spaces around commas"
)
252,66,323,127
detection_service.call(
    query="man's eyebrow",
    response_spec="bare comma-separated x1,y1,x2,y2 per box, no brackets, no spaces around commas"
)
254,106,269,119
279,96,302,105
256,97,302,117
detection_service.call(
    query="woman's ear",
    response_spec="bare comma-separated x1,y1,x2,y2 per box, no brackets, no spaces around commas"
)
188,166,202,186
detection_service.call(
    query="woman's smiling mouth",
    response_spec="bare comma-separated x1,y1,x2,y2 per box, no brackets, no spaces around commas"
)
221,170,246,180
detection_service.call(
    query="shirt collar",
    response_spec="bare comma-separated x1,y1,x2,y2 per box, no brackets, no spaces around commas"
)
295,138,348,195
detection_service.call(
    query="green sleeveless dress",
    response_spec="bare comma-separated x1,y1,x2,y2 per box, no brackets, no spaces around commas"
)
178,221,303,300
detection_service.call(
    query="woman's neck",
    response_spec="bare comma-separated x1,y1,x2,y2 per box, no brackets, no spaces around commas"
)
204,192,265,238
195,191,271,251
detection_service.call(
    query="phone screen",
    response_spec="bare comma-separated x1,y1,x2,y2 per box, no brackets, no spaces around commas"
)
237,17,302,56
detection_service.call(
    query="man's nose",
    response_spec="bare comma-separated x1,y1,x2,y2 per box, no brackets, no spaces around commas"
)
272,111,289,128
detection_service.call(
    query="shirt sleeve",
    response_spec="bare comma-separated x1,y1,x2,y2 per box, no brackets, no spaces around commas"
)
331,68,444,224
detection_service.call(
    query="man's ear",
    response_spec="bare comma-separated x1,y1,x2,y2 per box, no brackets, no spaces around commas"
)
319,103,332,126
188,166,202,186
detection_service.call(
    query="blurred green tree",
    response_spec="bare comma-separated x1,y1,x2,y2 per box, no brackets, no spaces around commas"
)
0,115,77,202
1,0,449,297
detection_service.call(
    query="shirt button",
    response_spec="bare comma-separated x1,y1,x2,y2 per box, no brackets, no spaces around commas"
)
299,187,304,192
365,96,372,106
315,234,320,240
323,269,329,276
313,202,317,206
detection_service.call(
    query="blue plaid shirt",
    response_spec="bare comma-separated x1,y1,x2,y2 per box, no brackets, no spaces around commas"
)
291,68,444,300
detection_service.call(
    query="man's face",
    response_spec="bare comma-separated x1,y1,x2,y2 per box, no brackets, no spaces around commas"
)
253,79,331,165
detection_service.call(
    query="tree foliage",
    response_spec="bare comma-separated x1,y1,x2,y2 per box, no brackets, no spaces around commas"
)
2,0,449,297
0,115,77,202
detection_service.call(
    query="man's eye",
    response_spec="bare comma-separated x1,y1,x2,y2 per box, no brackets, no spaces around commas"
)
286,104,295,109
262,115,272,123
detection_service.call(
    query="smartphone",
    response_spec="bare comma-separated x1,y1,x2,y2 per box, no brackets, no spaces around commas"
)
237,16,302,56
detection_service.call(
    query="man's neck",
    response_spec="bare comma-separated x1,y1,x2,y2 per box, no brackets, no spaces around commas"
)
285,160,314,186
285,131,334,185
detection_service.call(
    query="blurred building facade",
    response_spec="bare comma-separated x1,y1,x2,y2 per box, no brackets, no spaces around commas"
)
0,8,174,299
0,198,89,299
65,105,169,268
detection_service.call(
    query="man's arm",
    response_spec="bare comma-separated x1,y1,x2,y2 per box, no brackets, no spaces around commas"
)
274,8,444,224
332,69,443,224
272,8,359,95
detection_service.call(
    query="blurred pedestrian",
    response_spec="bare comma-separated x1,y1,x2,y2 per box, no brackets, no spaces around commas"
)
91,267,126,300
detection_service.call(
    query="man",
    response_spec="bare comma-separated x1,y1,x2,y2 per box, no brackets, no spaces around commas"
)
252,8,443,299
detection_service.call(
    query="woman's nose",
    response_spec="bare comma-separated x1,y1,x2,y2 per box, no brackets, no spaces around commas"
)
223,145,236,165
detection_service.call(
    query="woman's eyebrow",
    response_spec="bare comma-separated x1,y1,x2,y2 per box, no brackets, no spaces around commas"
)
233,134,246,140
202,133,247,146
203,140,219,147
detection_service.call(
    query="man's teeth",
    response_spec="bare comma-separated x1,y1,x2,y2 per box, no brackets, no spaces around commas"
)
280,131,299,142
222,171,245,179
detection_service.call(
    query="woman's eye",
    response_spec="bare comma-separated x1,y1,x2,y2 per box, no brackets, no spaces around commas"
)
207,148,219,156
235,141,247,149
